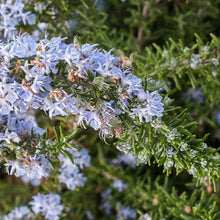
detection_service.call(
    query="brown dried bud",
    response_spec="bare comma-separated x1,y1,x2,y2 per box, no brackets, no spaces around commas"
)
119,55,132,69
121,93,129,99
15,60,22,72
110,76,120,84
115,126,123,138
207,185,213,194
74,44,80,50
36,44,42,51
4,158,9,163
68,70,80,83
31,57,46,69
184,206,192,214
152,197,158,205
49,88,67,98
22,151,28,158
19,131,27,140
31,141,37,149
21,81,33,93
23,159,31,166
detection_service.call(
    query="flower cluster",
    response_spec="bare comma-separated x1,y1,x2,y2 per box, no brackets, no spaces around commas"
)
100,172,137,219
0,113,43,146
116,204,137,220
0,32,164,181
3,193,63,220
101,188,112,215
101,188,138,220
4,206,33,220
29,193,63,220
184,87,204,104
111,152,137,169
0,30,217,195
0,0,220,219
0,0,35,38
5,153,51,180
1,29,215,219
58,148,91,190
0,32,164,132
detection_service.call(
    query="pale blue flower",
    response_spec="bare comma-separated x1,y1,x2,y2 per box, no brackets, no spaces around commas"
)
146,91,164,117
102,201,112,215
121,73,142,98
29,193,63,220
58,148,90,190
0,0,36,38
214,110,220,125
4,206,32,220
117,206,137,220
78,110,101,131
9,34,37,58
31,75,52,93
185,87,204,104
101,188,112,215
113,179,127,192
112,153,137,169
140,213,152,220
5,154,51,179
59,164,87,190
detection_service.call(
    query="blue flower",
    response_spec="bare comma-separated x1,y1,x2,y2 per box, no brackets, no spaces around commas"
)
58,148,90,190
121,73,142,98
184,87,204,104
9,34,37,58
111,153,137,169
214,110,220,125
117,205,137,220
4,206,32,220
78,110,101,131
29,193,63,220
101,188,112,215
146,91,164,117
102,201,112,215
59,164,87,190
0,1,36,38
131,91,164,122
113,179,127,192
4,154,51,179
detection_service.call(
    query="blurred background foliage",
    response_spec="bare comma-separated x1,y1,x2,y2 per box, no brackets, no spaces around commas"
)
1,0,220,219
